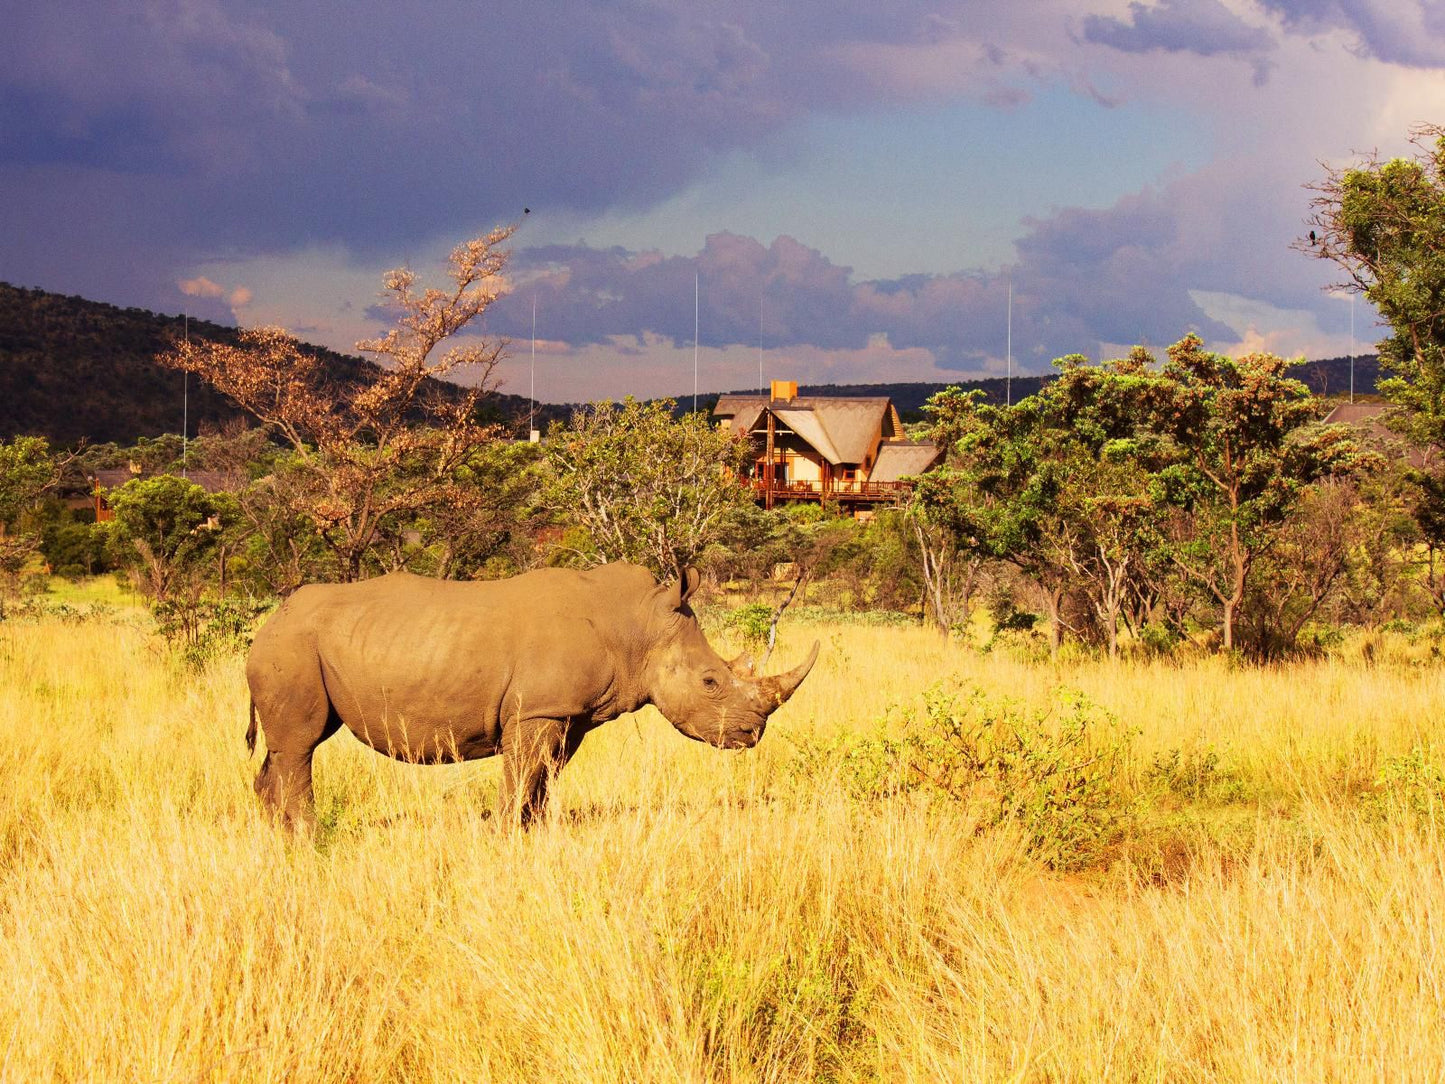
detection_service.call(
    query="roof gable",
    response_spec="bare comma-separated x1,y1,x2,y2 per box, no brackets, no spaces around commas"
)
713,394,894,465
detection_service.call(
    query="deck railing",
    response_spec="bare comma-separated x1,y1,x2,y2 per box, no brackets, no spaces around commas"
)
749,479,912,503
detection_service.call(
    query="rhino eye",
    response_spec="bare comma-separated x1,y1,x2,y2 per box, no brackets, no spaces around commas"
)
702,675,720,691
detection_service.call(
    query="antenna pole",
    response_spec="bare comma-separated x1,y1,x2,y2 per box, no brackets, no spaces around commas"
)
759,294,764,396
530,296,537,437
1006,278,1013,407
696,271,702,416
182,314,189,478
1349,294,1355,404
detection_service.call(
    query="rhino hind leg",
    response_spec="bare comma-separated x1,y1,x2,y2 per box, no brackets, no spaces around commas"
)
247,653,341,832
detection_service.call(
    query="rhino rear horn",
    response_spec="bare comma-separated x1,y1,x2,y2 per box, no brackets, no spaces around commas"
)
726,650,756,677
758,640,820,709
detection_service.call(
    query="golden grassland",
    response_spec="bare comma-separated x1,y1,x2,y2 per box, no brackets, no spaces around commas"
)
3,591,1445,1082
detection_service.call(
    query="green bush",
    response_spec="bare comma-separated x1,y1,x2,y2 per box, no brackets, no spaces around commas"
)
728,602,774,649
788,682,1138,870
153,595,270,671
1365,745,1445,823
1146,745,1247,805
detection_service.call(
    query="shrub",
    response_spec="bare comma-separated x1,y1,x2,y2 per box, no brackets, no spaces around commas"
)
728,602,774,649
153,595,270,671
1365,745,1445,823
788,682,1138,870
1146,745,1247,805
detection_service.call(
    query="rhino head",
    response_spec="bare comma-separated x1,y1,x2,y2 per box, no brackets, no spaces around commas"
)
645,567,819,750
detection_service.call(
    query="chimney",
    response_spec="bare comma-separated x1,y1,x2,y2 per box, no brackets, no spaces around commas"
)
770,379,797,402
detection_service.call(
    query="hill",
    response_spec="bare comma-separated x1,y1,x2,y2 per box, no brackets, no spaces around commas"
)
0,283,545,446
747,354,1380,423
0,281,1384,443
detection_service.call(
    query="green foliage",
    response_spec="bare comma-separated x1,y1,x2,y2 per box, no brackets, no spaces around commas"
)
917,336,1375,655
728,602,774,648
1365,745,1445,823
543,397,754,576
1157,337,1379,651
104,475,234,602
33,503,110,578
789,682,1138,870
0,436,57,525
1306,126,1445,612
0,437,61,613
153,594,269,671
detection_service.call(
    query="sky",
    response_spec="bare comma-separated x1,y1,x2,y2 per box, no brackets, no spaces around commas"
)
4,0,1445,404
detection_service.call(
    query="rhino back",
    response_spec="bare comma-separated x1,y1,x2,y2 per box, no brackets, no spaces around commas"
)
270,567,656,742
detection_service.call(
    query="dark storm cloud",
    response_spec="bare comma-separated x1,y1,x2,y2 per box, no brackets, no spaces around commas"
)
1082,0,1276,82
1257,0,1445,66
0,0,1037,312
491,199,1239,376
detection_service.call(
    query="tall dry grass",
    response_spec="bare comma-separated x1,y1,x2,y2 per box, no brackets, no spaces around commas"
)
2,605,1444,1081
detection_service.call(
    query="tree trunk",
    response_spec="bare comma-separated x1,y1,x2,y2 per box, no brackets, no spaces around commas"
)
1042,585,1064,659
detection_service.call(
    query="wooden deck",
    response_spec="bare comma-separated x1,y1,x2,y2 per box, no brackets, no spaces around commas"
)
749,479,912,506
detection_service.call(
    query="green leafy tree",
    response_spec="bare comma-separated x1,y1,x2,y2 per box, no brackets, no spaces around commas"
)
917,354,1170,656
1029,352,1173,657
0,437,62,612
105,475,235,603
1304,124,1445,612
543,397,754,577
914,388,1078,653
1152,336,1375,652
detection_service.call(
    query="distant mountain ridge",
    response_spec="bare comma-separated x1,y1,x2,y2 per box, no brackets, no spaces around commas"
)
0,282,545,446
0,282,1381,444
721,354,1380,422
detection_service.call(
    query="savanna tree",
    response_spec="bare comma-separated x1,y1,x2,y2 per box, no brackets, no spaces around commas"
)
1304,123,1445,610
918,356,1170,656
1151,336,1375,652
914,388,1076,652
0,436,61,612
543,397,754,577
162,228,515,583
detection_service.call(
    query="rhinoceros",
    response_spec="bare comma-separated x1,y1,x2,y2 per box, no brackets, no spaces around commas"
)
244,562,818,828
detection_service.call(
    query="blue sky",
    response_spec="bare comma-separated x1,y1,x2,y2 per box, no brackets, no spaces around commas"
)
3,1,1444,402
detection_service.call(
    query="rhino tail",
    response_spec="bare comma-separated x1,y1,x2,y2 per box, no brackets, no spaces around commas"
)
245,699,258,756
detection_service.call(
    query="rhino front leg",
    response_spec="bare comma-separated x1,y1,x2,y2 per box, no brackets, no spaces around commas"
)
500,718,585,826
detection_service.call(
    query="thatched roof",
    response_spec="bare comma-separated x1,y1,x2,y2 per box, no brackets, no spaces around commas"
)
713,394,905,467
1321,401,1435,470
870,442,943,482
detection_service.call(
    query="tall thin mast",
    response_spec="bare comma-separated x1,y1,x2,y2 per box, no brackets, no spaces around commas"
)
182,314,189,477
1349,293,1355,405
693,271,699,413
530,296,537,436
1006,278,1013,407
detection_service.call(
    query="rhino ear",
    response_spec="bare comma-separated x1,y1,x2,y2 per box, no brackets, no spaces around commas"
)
670,565,702,609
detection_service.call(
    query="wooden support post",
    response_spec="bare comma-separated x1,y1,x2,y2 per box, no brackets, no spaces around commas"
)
765,409,776,510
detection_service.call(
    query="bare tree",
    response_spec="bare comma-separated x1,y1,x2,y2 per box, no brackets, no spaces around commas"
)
162,228,515,583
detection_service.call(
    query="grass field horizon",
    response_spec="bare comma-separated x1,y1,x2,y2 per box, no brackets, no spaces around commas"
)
4,585,1445,1081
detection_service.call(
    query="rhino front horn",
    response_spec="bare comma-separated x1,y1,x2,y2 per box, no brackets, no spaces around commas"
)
759,640,820,709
